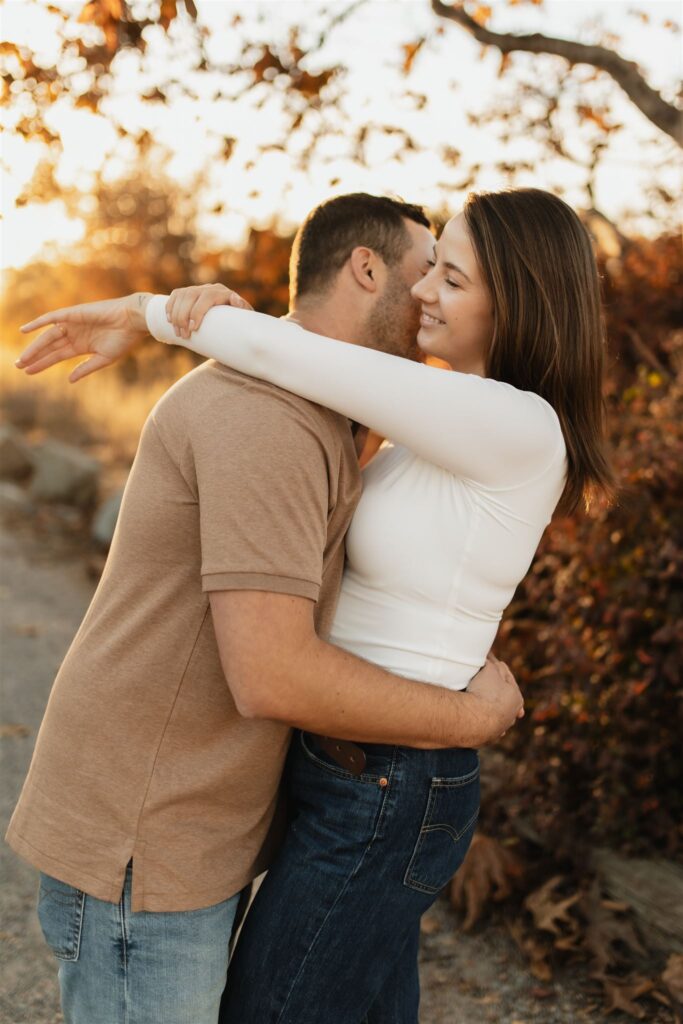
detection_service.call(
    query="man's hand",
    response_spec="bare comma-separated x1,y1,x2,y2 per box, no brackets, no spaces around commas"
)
209,590,525,750
165,284,253,340
16,294,153,382
465,655,525,745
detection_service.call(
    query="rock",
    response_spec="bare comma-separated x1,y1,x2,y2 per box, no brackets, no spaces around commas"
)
29,441,100,508
0,424,33,480
92,490,124,548
0,481,34,517
591,848,683,954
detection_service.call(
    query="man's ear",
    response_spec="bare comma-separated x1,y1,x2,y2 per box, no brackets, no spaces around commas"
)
349,246,381,293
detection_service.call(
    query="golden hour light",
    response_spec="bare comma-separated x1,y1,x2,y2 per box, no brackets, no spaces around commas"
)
1,3,681,1022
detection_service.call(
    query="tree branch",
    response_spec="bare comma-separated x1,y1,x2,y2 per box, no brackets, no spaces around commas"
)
312,0,369,53
431,1,682,146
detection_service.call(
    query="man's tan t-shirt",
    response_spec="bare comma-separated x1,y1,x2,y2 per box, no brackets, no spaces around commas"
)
6,360,361,911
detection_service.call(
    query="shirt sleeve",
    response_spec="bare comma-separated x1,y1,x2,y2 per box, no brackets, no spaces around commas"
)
146,295,565,489
185,386,331,598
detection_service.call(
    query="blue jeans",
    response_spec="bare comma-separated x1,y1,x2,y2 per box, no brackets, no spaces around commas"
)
220,732,480,1024
37,863,241,1024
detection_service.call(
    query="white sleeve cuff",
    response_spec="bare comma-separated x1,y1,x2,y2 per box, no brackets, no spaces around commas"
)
145,294,177,345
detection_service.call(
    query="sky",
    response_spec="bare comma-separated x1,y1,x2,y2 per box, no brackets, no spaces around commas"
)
1,0,681,270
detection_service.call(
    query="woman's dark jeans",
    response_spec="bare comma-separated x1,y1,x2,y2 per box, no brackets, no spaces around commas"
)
220,731,480,1024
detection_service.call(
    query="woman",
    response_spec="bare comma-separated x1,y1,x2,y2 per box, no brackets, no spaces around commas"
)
18,188,613,1022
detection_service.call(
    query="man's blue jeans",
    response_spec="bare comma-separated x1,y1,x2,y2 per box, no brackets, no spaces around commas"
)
37,862,241,1024
220,732,480,1024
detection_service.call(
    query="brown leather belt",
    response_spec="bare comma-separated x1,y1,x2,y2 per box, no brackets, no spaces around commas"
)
310,735,367,776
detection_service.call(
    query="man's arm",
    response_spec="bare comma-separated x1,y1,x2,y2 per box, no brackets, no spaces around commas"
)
210,590,523,750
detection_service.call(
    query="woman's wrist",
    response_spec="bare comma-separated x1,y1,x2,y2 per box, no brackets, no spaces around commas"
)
125,292,154,333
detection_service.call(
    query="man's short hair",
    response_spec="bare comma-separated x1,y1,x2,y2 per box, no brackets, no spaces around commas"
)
290,193,431,301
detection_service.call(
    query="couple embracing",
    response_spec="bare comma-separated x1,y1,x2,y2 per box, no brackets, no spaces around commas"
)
8,189,612,1023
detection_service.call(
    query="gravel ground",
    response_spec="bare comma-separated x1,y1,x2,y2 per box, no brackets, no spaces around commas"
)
0,520,662,1023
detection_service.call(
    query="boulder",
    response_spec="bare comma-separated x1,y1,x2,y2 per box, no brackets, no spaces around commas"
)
0,424,33,481
592,848,683,954
92,490,124,548
0,481,34,518
29,441,100,508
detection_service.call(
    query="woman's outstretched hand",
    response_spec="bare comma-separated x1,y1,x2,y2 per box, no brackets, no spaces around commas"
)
16,285,254,382
16,294,153,383
164,284,253,339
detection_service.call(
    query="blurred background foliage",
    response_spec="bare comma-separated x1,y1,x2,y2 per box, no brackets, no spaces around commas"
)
1,0,681,943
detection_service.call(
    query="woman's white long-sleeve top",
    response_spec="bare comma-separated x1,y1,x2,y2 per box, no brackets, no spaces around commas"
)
146,298,568,691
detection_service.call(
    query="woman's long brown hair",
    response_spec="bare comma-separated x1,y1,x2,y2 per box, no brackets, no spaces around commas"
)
463,188,615,515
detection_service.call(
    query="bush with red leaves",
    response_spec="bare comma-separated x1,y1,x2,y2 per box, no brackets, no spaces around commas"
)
488,232,682,863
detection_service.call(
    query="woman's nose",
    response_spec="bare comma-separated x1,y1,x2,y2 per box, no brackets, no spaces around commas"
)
411,275,435,304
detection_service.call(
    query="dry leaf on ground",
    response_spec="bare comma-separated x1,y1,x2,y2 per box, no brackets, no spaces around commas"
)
524,875,581,938
582,881,646,972
591,972,654,1018
419,912,440,936
507,919,554,981
662,953,683,1006
450,833,523,930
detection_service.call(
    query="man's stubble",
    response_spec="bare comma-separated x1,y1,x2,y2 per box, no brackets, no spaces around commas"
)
363,271,422,363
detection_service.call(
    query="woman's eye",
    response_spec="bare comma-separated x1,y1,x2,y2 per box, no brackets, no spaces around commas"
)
446,279,460,289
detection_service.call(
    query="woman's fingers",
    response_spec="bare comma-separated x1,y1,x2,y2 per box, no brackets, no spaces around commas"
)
19,308,75,333
16,324,69,366
227,291,253,311
190,292,234,331
22,344,78,376
165,285,253,339
166,288,196,329
173,293,199,338
187,297,209,332
165,285,254,339
187,296,208,334
69,353,112,383
169,292,191,335
165,292,178,324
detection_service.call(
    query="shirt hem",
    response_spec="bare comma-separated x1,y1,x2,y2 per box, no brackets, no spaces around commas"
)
5,826,128,905
201,571,320,600
6,825,259,913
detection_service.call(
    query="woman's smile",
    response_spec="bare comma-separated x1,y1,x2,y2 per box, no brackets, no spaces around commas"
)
419,310,445,327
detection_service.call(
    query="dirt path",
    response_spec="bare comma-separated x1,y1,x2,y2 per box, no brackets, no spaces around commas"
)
0,522,642,1023
0,523,94,1024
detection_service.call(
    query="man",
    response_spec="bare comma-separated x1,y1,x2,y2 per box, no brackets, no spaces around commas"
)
9,194,523,1023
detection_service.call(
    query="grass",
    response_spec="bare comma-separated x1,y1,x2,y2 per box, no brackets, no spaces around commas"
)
0,339,195,484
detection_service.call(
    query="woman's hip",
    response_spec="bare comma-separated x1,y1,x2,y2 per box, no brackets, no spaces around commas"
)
287,732,480,895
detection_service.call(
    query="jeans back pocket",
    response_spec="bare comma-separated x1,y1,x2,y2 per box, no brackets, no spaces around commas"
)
403,765,480,895
37,874,85,961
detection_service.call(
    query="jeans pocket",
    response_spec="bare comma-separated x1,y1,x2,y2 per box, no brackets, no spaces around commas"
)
403,765,480,895
37,874,85,961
